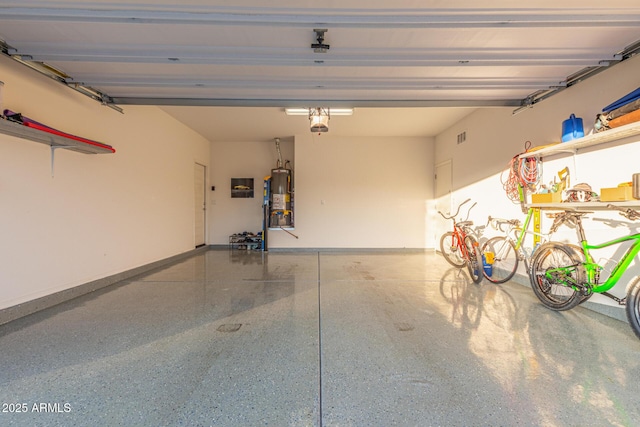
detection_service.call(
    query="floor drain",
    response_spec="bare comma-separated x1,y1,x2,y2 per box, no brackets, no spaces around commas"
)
217,323,242,332
395,322,414,332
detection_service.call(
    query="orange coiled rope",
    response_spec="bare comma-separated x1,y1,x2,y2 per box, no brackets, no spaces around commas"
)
502,141,541,203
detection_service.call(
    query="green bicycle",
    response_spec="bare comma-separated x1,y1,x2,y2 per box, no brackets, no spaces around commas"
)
529,204,640,338
482,207,583,284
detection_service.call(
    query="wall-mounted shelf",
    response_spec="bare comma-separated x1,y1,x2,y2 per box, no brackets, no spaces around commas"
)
528,200,640,210
519,121,640,160
0,117,115,154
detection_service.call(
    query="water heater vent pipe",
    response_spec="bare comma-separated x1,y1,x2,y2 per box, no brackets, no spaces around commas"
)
274,137,283,168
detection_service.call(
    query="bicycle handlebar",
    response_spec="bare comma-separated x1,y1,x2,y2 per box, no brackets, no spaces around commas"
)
487,216,520,231
437,198,472,220
608,204,640,221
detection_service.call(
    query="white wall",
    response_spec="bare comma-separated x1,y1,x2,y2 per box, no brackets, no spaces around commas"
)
0,55,210,310
209,134,435,249
270,134,435,248
208,137,294,244
434,53,640,305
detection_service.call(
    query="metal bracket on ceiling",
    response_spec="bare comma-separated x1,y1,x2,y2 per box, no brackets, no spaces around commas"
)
0,40,123,114
513,40,640,115
311,29,330,53
512,94,537,116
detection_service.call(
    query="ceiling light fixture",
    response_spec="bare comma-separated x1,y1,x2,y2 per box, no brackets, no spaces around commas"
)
285,107,354,134
309,107,330,133
284,108,354,116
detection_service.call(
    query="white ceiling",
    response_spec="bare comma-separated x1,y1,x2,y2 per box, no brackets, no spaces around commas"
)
158,106,477,143
1,1,640,141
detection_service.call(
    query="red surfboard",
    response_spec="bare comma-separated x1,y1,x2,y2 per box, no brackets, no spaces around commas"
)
4,109,115,153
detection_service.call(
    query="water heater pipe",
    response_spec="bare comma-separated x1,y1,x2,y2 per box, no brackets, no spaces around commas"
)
274,137,283,168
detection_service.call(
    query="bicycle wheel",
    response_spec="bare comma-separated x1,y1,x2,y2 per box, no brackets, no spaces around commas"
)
529,242,584,311
440,231,465,268
481,236,518,284
464,235,483,284
625,276,640,339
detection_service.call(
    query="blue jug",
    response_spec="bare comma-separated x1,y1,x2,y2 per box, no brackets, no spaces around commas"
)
562,114,584,142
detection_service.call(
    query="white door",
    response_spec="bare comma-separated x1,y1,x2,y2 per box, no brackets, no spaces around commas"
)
435,159,452,212
434,160,453,246
194,163,206,247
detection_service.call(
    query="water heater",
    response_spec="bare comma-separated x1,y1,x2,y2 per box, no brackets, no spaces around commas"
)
269,167,293,227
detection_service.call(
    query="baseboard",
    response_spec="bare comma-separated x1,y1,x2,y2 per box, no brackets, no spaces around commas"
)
0,246,209,326
265,247,436,253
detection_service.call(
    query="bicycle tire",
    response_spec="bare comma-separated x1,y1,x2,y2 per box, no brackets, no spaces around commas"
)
440,231,465,268
625,276,640,339
464,235,483,284
529,242,584,311
481,236,518,284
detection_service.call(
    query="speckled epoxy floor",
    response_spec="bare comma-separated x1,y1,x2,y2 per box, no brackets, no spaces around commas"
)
1,250,640,426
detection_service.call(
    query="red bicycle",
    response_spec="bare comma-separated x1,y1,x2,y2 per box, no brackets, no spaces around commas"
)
438,199,483,283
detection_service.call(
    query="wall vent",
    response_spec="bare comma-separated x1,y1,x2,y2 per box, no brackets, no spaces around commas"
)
457,131,466,144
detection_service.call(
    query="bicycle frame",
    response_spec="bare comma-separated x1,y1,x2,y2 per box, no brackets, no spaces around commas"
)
439,198,476,261
513,208,535,251
451,223,472,259
490,208,547,264
576,226,640,294
542,212,640,298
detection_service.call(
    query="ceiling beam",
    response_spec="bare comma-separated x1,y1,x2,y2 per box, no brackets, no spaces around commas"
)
109,97,522,107
514,37,640,113
14,50,618,68
2,7,640,28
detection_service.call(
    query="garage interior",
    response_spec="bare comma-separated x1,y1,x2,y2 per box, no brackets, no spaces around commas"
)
2,2,640,426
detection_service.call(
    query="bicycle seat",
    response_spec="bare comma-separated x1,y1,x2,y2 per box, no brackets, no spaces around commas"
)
548,210,592,218
458,221,473,227
549,210,592,233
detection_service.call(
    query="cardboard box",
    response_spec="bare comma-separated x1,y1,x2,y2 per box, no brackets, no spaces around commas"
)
600,186,635,201
531,191,562,203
